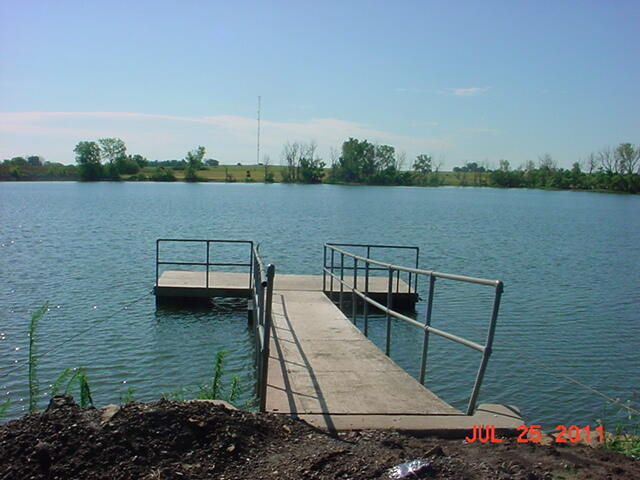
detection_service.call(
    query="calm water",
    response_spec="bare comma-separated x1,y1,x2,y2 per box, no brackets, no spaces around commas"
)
1,182,638,430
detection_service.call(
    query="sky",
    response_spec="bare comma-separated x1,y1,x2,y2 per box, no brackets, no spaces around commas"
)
1,0,638,169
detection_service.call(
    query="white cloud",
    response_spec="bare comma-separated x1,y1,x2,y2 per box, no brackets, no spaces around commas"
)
445,86,492,97
0,111,451,164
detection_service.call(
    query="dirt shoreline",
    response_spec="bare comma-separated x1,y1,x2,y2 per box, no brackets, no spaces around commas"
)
0,396,637,479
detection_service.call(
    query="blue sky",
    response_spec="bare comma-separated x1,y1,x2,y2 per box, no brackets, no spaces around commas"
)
1,0,638,169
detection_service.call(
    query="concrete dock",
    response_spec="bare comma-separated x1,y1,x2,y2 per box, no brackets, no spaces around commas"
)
154,270,523,437
265,286,521,434
155,269,522,434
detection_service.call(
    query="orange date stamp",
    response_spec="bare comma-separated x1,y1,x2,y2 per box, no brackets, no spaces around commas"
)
465,424,605,443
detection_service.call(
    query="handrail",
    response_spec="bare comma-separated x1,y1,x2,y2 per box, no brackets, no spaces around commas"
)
155,239,254,290
251,245,275,412
323,242,503,415
327,244,499,287
323,242,420,294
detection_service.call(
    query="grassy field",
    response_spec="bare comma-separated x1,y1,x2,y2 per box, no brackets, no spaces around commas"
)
141,165,286,182
139,165,492,186
1,162,493,186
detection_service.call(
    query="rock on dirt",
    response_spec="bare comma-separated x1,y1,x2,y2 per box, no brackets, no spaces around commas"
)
0,395,638,479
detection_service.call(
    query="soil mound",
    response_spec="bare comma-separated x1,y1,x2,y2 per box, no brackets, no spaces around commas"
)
1,395,637,479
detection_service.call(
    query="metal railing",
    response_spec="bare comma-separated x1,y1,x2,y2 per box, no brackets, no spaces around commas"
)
155,239,254,289
323,243,503,415
251,246,275,412
323,243,419,303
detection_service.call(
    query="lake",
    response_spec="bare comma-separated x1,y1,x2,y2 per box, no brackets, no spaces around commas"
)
1,182,638,430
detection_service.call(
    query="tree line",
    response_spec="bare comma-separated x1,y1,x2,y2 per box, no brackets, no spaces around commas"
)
3,137,639,193
277,138,639,193
489,145,640,193
73,138,149,180
72,138,216,182
1,156,78,180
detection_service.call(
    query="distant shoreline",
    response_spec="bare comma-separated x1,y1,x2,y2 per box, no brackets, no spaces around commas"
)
1,176,636,196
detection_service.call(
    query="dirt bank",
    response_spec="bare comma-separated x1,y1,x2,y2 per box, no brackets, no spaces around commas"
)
0,396,637,479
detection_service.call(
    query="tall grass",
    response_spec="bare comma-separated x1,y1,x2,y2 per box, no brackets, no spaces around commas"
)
28,303,48,413
6,304,241,423
164,351,241,404
51,367,94,407
120,386,136,404
597,395,640,458
26,303,94,413
0,398,9,422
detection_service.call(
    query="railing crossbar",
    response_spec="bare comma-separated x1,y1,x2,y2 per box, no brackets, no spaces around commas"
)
328,245,499,287
155,239,254,289
328,272,486,352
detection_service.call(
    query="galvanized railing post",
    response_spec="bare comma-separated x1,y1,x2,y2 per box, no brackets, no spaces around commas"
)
205,240,210,290
249,242,254,289
414,248,420,292
155,240,160,287
339,252,344,311
385,267,393,356
419,274,436,385
330,248,335,301
352,257,358,324
466,281,503,415
322,244,327,292
363,259,370,337
259,264,276,412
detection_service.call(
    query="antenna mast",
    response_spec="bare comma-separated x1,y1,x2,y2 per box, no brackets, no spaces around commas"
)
257,96,261,165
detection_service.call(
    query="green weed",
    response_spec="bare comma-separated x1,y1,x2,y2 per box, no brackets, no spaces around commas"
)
120,386,136,404
28,303,48,413
51,367,94,408
596,394,640,459
0,398,9,422
163,351,241,404
161,388,190,402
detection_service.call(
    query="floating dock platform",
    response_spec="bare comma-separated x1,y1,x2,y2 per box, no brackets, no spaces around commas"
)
154,271,419,309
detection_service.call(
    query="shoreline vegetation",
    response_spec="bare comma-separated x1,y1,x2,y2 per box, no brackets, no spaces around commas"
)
2,137,639,194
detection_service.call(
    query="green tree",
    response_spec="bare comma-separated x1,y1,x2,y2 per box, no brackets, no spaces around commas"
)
131,154,148,168
298,142,325,183
9,157,27,166
413,154,432,174
281,141,300,182
615,143,639,174
74,141,104,180
115,156,141,174
498,159,510,172
27,155,43,166
333,138,375,183
374,144,396,170
98,138,127,179
184,146,206,181
98,138,127,164
299,157,325,183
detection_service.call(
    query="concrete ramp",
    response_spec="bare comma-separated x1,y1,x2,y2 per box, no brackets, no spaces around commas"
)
265,289,521,433
266,290,459,416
